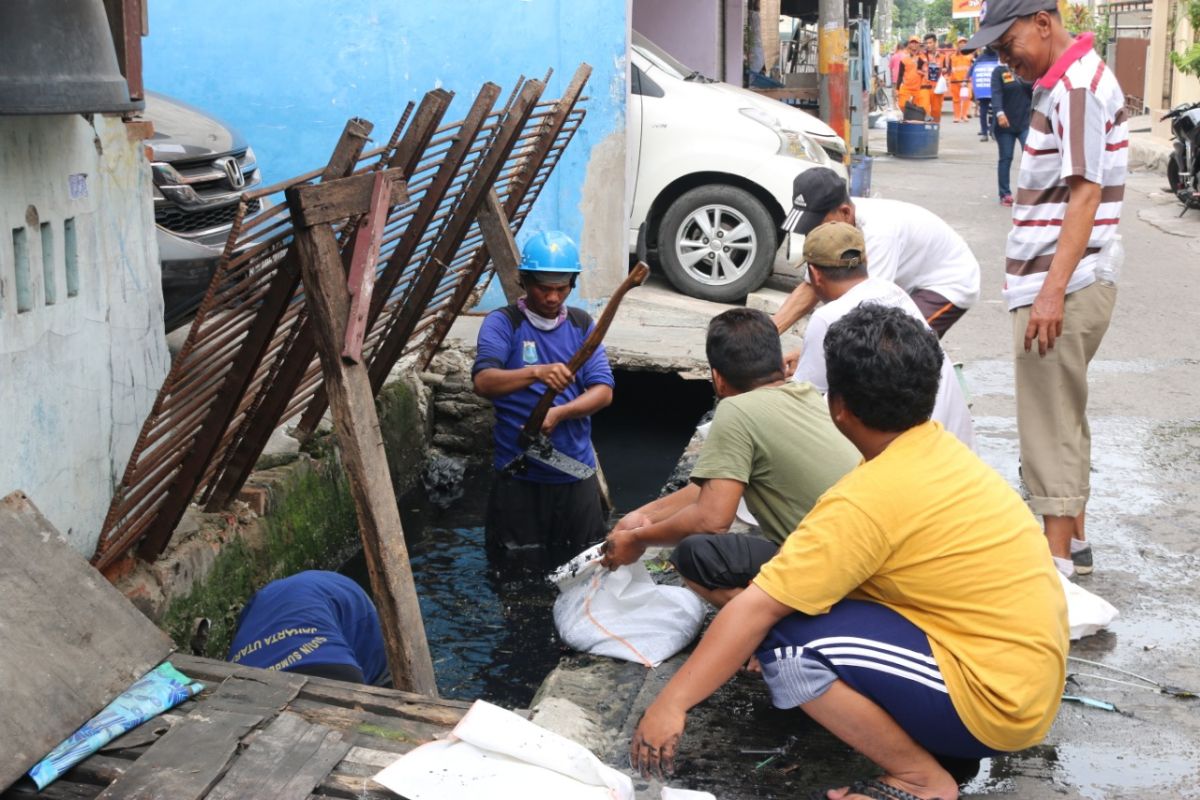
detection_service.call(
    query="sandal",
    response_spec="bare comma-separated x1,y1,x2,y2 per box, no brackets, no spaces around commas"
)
813,778,945,800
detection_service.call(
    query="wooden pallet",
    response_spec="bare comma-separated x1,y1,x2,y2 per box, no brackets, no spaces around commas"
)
2,655,469,800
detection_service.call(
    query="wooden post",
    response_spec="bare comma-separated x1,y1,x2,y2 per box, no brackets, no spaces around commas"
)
285,180,437,697
476,189,524,304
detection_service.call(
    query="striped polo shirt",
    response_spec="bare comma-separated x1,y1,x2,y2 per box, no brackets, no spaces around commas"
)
1003,33,1127,311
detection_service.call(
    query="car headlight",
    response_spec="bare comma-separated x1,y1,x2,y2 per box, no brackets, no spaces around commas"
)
739,107,827,163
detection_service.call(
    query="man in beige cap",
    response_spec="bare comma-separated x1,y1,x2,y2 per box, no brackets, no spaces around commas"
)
792,222,975,450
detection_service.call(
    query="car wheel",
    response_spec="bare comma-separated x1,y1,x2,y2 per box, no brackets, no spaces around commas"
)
657,185,776,303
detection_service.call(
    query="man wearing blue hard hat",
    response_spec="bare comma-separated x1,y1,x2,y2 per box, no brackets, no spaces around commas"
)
472,231,614,559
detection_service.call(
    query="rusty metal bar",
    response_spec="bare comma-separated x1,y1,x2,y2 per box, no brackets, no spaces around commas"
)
94,119,374,569
418,64,592,369
366,78,547,395
202,90,463,510
291,84,500,439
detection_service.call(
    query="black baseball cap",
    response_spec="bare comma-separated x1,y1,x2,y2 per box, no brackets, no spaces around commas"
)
781,167,851,236
963,0,1058,52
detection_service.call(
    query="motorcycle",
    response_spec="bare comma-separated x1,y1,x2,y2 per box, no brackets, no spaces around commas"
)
1162,100,1200,215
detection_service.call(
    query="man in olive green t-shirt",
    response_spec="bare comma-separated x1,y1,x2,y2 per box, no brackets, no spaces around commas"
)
601,308,859,604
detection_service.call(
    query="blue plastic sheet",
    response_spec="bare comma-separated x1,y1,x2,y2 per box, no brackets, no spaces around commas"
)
27,662,203,790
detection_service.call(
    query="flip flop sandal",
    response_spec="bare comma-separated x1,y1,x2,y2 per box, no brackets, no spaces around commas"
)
817,778,944,800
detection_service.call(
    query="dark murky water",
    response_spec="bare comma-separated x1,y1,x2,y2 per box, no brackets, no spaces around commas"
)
342,467,566,706
342,369,714,707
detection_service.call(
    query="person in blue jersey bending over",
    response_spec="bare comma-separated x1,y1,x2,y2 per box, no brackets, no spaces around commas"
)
227,570,388,685
472,231,614,561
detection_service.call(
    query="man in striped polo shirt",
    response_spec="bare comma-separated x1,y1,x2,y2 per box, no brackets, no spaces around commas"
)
966,0,1126,578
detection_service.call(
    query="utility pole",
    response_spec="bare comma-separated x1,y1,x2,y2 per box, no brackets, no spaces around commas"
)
877,0,893,46
818,0,850,151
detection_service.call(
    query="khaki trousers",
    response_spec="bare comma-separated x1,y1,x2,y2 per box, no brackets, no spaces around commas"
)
1012,280,1116,518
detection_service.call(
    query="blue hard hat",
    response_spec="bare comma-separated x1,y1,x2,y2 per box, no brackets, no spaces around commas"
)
520,231,582,274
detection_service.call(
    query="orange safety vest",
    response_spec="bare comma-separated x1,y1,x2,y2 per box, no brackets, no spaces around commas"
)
899,54,923,92
920,51,947,89
949,53,973,84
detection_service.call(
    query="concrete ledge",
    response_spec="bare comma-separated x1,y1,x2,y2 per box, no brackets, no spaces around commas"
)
1129,132,1174,176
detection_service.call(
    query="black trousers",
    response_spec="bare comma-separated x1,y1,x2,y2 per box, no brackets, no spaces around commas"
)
485,472,607,564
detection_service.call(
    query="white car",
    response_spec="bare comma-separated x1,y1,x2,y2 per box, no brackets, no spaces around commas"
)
629,32,848,302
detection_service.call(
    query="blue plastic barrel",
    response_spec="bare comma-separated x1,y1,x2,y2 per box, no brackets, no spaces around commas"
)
886,120,939,159
850,155,873,197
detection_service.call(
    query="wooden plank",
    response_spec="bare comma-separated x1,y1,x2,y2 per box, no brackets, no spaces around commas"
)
2,778,103,799
200,672,307,717
313,771,393,800
97,713,177,753
115,117,373,566
285,698,444,754
296,675,467,724
287,206,436,696
0,492,173,790
206,712,350,800
476,189,523,303
94,709,261,800
289,171,410,227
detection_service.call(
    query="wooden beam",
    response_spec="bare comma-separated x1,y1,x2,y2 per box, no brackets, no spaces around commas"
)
476,189,523,303
286,192,437,697
289,170,410,227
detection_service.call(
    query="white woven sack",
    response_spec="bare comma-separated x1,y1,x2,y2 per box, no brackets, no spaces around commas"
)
552,554,705,668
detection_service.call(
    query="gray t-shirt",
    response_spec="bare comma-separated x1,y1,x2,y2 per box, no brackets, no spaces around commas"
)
690,382,860,544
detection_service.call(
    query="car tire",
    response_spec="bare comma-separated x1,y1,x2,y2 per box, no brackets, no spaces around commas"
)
656,184,776,303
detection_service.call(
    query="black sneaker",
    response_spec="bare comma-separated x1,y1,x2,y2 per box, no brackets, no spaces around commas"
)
1072,543,1094,575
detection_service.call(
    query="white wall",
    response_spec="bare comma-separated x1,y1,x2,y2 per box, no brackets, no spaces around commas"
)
0,113,170,556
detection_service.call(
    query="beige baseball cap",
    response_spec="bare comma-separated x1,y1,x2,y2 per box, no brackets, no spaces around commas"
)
803,221,866,269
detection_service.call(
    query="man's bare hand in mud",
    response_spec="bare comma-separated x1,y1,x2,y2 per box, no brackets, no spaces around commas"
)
533,362,573,392
600,527,648,570
1024,287,1065,356
630,700,686,779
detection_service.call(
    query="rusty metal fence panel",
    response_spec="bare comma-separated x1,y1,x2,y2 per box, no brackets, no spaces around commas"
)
92,66,590,572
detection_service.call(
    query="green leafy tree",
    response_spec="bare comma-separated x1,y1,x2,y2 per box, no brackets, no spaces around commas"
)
925,0,952,35
1060,2,1111,58
1169,0,1200,79
895,0,927,37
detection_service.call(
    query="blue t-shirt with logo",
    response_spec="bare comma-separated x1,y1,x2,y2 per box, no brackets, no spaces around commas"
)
473,306,614,484
227,571,387,684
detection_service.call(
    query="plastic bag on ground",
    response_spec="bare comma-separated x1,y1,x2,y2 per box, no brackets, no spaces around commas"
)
551,546,706,667
662,788,717,799
1059,572,1119,640
373,699,633,800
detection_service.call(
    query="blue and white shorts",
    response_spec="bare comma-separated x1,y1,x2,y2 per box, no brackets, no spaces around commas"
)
756,599,1001,759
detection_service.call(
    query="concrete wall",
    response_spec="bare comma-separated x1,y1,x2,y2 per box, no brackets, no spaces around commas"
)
142,0,630,307
1146,1,1200,139
0,114,170,556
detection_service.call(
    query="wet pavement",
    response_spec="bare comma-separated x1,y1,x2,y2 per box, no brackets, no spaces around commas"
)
526,118,1200,799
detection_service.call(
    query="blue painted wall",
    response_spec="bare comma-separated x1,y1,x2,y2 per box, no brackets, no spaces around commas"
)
143,0,628,307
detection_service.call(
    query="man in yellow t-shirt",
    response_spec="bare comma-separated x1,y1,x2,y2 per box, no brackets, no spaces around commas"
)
629,305,1068,800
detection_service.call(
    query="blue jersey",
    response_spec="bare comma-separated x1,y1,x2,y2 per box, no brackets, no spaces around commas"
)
473,305,614,484
227,571,387,684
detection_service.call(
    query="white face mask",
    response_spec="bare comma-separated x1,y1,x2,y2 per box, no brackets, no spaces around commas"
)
517,297,566,331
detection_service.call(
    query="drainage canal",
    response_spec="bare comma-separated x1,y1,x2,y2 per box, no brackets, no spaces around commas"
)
342,368,714,706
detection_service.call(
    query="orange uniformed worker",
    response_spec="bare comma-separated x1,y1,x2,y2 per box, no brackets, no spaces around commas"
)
949,37,975,122
896,36,924,114
919,33,947,121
